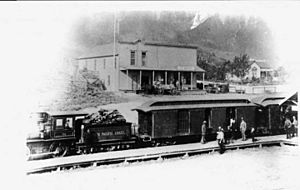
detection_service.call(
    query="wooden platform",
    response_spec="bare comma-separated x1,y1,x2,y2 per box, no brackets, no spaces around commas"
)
26,135,298,174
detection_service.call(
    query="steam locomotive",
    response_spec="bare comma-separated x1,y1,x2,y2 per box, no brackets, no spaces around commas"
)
26,93,297,160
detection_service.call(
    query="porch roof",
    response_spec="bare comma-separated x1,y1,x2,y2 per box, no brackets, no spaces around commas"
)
120,65,205,72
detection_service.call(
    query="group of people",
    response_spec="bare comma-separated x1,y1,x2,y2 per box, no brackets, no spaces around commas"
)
200,117,257,154
284,116,298,139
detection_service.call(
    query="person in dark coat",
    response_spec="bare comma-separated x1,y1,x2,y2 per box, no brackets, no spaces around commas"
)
284,118,292,139
84,129,98,153
250,127,256,142
201,121,207,144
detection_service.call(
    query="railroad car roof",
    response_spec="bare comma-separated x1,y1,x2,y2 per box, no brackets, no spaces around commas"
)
133,94,257,112
251,92,298,107
133,92,298,112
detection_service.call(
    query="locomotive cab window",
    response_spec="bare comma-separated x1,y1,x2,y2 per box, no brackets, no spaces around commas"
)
65,118,73,129
55,119,64,130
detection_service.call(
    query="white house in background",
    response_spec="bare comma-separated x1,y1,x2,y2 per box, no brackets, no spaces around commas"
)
226,59,275,82
247,60,274,81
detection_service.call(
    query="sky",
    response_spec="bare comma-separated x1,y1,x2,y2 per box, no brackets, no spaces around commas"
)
2,1,299,79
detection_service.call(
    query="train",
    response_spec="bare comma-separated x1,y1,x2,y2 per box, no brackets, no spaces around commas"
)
26,92,297,160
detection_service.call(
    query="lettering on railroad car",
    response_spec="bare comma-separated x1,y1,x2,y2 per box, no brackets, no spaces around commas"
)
114,131,125,135
100,132,114,136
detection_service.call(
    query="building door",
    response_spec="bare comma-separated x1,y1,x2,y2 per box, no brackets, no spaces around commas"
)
132,74,138,90
142,75,150,88
178,110,190,135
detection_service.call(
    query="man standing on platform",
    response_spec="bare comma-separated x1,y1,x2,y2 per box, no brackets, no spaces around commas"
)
201,121,207,144
240,117,247,141
217,126,225,154
250,126,256,142
284,117,292,139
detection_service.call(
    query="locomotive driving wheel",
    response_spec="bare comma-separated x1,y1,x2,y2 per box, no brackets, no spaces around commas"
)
50,142,69,157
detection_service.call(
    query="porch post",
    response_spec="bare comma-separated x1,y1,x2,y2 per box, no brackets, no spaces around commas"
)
152,70,155,84
190,72,193,90
202,72,205,82
165,71,167,85
139,70,142,90
178,71,181,90
127,70,129,90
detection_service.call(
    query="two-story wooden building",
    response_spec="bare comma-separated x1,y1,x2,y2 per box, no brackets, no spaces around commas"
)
76,40,205,91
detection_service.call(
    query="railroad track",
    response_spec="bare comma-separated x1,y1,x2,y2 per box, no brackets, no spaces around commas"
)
26,139,297,175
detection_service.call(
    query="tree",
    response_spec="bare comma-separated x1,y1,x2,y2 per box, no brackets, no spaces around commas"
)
231,54,250,78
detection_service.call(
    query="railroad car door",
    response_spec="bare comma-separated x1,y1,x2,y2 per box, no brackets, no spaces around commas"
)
237,106,256,130
211,108,226,132
153,110,177,138
190,109,205,135
269,105,281,134
226,107,236,126
205,108,212,128
178,110,190,135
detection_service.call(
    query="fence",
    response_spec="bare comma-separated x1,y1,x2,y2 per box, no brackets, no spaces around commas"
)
229,85,278,94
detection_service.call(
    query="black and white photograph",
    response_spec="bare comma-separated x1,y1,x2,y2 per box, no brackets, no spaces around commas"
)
1,1,300,190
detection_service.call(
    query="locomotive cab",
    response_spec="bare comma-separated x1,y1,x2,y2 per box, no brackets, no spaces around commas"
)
26,112,88,159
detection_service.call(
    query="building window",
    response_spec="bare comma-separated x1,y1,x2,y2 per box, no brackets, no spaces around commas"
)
108,75,110,86
130,50,136,65
142,51,146,66
252,67,258,78
103,59,106,69
94,59,97,71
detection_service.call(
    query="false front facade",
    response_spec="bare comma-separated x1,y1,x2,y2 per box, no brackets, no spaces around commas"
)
76,40,205,91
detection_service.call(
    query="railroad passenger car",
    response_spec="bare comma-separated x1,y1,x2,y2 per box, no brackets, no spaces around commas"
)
133,95,258,144
251,92,298,135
